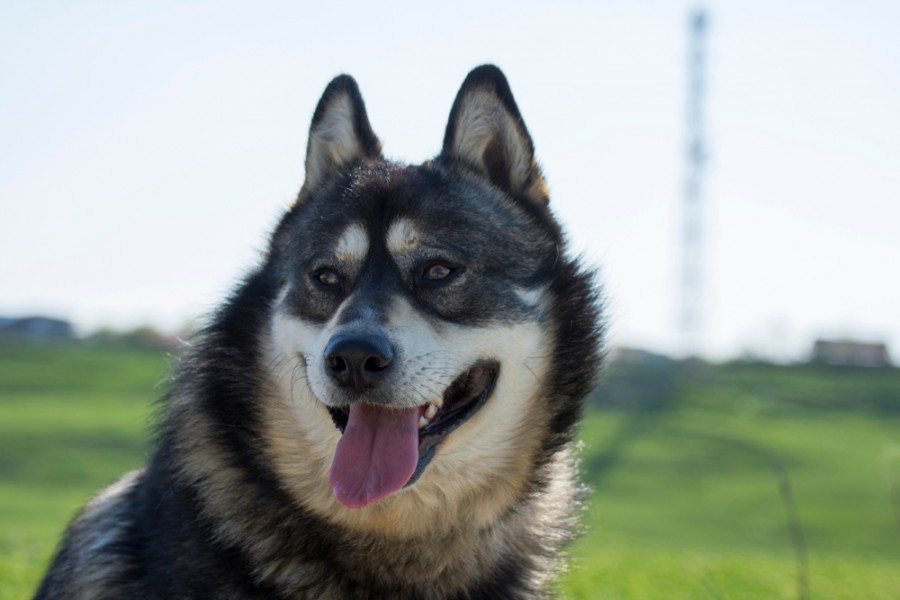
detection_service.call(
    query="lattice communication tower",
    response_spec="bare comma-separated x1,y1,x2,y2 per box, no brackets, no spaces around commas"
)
680,8,709,356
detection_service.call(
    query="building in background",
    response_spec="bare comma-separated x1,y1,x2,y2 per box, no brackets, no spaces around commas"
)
0,316,74,339
811,339,892,368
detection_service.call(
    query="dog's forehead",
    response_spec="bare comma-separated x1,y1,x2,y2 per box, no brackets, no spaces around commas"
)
333,223,369,262
329,216,458,263
385,217,419,255
290,161,552,265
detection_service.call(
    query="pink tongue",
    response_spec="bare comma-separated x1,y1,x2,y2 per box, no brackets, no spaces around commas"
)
329,402,420,508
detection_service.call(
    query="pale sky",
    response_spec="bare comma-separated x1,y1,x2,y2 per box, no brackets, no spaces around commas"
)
2,1,899,360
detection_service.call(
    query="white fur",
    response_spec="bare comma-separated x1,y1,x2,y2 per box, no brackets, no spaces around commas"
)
515,285,549,311
304,95,362,189
334,223,368,262
385,218,420,255
451,89,530,190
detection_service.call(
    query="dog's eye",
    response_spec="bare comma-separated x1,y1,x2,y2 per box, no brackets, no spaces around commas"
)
417,262,462,288
313,269,340,287
424,263,453,281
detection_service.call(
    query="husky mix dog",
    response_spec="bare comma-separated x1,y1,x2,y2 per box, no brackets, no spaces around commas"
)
35,65,603,599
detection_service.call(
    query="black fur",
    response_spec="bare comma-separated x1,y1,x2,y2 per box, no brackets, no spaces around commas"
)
312,74,382,161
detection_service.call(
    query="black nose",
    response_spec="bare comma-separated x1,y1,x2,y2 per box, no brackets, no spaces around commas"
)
324,333,394,392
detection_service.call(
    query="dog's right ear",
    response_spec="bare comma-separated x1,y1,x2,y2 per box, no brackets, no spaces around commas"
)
300,75,382,195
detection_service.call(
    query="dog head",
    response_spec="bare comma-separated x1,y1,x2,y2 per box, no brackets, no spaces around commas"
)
263,66,586,533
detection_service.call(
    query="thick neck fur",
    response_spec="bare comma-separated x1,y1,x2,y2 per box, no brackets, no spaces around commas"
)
164,393,579,595
163,382,579,599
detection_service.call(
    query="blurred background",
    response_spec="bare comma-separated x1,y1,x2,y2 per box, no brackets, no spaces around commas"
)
3,0,898,361
1,1,898,598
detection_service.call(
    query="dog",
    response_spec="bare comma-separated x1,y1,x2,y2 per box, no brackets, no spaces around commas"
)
35,65,603,599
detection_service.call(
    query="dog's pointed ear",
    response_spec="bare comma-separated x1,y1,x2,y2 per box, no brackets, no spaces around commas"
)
441,65,548,205
301,75,382,194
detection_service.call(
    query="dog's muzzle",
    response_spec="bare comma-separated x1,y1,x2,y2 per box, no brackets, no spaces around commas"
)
320,332,499,509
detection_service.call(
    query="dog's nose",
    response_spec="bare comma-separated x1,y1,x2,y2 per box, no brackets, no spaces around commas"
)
324,333,394,392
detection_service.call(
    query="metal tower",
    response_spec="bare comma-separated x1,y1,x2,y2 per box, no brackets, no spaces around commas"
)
680,8,709,356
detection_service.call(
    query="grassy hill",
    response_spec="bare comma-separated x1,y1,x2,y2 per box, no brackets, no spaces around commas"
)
1,339,899,599
569,357,900,598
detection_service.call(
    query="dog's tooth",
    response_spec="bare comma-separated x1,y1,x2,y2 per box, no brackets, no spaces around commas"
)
425,404,438,420
418,416,428,429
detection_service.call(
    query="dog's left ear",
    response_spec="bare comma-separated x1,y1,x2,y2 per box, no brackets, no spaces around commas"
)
301,74,382,195
441,65,548,206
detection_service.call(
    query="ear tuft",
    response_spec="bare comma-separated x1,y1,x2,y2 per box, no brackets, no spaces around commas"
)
302,75,381,193
441,65,548,205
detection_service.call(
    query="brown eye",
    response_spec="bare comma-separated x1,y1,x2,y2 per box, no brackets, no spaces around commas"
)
314,269,340,287
423,263,453,281
415,260,463,289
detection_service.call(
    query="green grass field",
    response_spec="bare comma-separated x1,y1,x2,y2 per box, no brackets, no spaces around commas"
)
2,338,899,598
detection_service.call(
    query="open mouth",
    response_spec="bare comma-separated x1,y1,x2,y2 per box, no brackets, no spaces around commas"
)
326,361,499,507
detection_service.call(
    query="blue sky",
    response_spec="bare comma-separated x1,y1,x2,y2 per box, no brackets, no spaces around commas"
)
2,1,899,360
